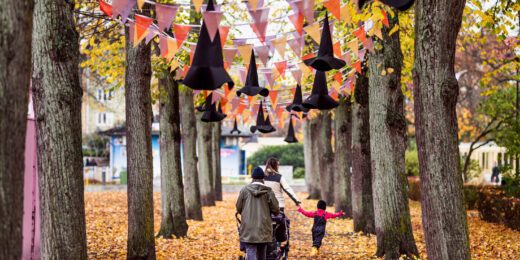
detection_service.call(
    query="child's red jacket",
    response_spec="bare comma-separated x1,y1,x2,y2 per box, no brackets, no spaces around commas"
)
297,207,344,220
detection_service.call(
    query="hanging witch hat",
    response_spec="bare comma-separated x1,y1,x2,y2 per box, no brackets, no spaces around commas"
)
303,13,346,71
182,0,234,90
359,0,415,11
230,118,242,134
250,101,276,133
201,92,227,122
302,71,339,110
236,50,269,97
284,116,298,143
286,84,310,113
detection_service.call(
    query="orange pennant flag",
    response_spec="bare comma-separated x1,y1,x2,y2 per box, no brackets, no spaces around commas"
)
382,9,390,27
219,26,230,47
348,39,359,59
193,0,203,13
353,60,362,74
173,24,191,48
272,37,287,58
353,27,367,45
304,22,321,43
333,42,341,58
288,13,305,36
137,0,145,10
274,61,287,76
247,95,254,105
323,0,340,20
340,4,351,23
166,37,178,61
134,14,153,47
269,90,279,109
99,0,112,16
237,45,253,65
333,72,342,85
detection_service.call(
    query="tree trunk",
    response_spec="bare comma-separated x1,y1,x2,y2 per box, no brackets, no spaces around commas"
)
351,71,375,234
413,0,471,259
368,9,418,258
179,87,203,220
0,1,33,258
303,119,321,199
334,98,353,217
31,1,87,258
124,27,156,259
318,112,334,205
196,114,215,206
157,75,189,238
212,121,223,201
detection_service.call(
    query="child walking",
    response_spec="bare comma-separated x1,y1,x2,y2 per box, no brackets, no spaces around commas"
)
297,200,344,256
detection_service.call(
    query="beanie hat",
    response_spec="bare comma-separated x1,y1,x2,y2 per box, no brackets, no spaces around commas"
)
317,200,327,210
252,167,265,180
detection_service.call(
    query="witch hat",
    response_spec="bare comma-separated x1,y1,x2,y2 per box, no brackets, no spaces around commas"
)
230,118,242,134
201,93,227,122
286,84,310,113
260,113,276,134
182,0,234,90
250,101,276,133
302,71,339,110
284,117,298,143
303,13,346,71
236,50,269,97
359,0,415,11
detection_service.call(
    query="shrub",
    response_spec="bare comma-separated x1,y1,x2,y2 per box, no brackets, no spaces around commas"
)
407,178,480,210
477,187,520,231
501,171,520,198
405,149,419,176
247,144,304,169
293,167,305,179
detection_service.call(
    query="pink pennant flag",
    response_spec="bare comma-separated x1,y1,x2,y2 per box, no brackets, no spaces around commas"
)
291,69,302,84
203,11,223,42
212,91,221,104
365,38,375,54
112,0,135,22
223,48,238,63
342,51,351,66
249,7,270,25
173,24,191,48
251,22,269,43
230,98,240,112
323,0,340,20
358,49,367,62
288,37,302,57
159,35,169,57
302,0,315,23
219,26,230,46
263,70,275,87
156,3,179,31
288,0,305,13
145,29,157,44
239,69,248,85
254,45,270,66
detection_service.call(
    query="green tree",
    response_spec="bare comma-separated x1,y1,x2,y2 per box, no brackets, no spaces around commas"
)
247,144,304,170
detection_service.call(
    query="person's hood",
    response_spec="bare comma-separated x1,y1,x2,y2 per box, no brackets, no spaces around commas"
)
246,183,271,197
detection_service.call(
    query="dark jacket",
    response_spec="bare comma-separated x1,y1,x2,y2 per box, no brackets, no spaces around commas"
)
236,182,280,243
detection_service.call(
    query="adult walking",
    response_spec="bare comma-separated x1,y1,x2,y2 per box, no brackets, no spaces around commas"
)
236,167,280,260
264,157,301,211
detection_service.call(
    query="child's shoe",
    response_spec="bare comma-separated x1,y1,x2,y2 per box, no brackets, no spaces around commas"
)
310,246,319,256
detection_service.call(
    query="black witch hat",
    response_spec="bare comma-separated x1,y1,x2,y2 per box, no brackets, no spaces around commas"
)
302,71,339,110
182,0,234,90
260,113,276,134
303,13,346,72
230,118,242,134
284,117,298,143
236,50,269,97
359,0,415,11
286,84,310,113
201,93,227,122
250,101,276,133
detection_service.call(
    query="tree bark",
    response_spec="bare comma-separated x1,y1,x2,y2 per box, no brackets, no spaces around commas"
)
368,9,418,258
196,114,215,206
317,112,335,205
351,71,375,234
413,0,471,259
212,121,223,201
334,98,353,217
31,0,87,258
0,1,33,258
179,88,203,220
157,75,189,238
124,27,156,259
303,119,321,199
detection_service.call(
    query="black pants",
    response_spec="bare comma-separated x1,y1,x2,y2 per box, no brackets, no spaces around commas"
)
312,230,325,248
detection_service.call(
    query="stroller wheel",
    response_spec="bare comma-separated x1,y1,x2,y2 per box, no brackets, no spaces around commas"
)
238,256,245,260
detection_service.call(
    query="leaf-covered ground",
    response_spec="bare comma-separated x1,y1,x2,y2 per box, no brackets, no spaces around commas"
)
86,192,520,259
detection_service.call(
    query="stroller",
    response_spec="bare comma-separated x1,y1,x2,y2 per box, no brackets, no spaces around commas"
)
236,212,290,260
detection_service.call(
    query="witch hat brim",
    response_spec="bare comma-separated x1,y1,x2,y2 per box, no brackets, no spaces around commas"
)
200,93,227,122
257,115,276,133
286,84,310,112
303,13,345,71
182,0,234,90
236,50,269,97
284,119,298,143
302,71,339,110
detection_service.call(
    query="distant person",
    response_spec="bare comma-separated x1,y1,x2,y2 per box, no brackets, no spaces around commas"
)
236,167,280,260
298,200,344,256
491,162,500,184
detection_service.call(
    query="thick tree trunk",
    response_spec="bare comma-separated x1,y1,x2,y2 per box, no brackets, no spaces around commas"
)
303,120,321,199
179,88,203,220
196,114,215,206
212,121,223,201
158,75,189,238
318,112,334,205
413,0,471,259
0,1,33,258
124,27,156,259
31,1,87,258
368,9,418,258
334,98,353,217
351,72,375,234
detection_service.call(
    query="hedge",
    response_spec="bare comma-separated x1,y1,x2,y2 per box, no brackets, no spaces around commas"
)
477,187,520,231
407,177,479,210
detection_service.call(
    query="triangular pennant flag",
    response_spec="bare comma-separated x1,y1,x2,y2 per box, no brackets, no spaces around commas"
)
323,0,340,20
170,59,179,72
247,95,254,106
224,84,232,98
288,0,305,13
212,91,221,104
134,14,153,47
239,68,248,85
359,49,367,62
203,11,223,42
145,29,157,44
99,0,113,16
304,22,321,43
166,37,179,61
137,0,144,10
333,41,341,58
189,43,197,65
237,44,254,64
291,69,302,84
353,60,362,74
248,0,260,10
298,62,311,78
173,24,191,48
272,37,287,58
365,38,375,54
254,45,270,66
342,51,351,65
340,4,351,23
156,3,179,31
288,13,305,36
333,72,342,85
249,7,270,25
251,22,269,43
193,0,204,13
223,48,238,63
112,0,135,22
353,27,367,45
348,39,359,59
219,26,230,46
274,61,287,76
288,37,303,57
382,9,390,27
159,35,169,57
302,0,315,23
269,90,279,108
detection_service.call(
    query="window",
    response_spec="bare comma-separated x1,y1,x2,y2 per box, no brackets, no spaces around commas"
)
97,112,113,126
96,89,103,101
